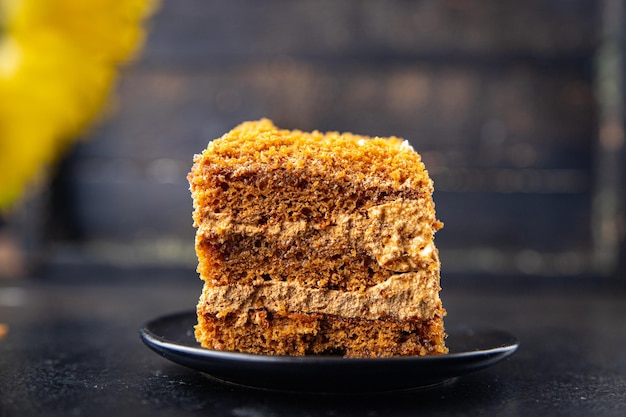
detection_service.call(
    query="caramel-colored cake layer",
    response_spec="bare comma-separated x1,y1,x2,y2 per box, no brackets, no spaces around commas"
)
189,119,446,357
196,199,440,291
196,307,447,357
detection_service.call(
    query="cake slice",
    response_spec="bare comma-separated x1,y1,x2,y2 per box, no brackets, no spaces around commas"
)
188,119,446,357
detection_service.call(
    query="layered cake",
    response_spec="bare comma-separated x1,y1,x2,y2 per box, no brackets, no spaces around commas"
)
188,119,447,357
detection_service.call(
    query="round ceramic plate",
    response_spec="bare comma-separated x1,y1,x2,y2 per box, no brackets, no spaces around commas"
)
140,311,518,393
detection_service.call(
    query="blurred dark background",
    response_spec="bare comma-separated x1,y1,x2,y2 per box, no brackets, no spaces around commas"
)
11,0,626,279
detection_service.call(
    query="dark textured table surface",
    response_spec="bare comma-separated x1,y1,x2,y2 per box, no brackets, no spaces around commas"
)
1,266,625,417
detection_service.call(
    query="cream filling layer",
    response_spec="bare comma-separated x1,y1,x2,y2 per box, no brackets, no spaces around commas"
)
197,199,439,273
198,271,442,322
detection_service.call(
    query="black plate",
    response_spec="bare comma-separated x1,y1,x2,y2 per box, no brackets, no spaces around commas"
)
140,311,518,393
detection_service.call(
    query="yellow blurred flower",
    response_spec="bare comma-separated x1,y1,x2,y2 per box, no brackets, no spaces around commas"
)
0,0,155,211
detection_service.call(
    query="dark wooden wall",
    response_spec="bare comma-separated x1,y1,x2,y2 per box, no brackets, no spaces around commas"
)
44,0,624,276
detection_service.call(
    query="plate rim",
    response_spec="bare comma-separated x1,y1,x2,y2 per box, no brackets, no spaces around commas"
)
140,310,518,360
139,310,519,392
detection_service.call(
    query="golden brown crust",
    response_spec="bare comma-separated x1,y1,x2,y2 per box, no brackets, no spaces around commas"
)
189,119,436,227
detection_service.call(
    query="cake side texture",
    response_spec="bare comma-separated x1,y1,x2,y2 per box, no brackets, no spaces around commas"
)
189,118,446,357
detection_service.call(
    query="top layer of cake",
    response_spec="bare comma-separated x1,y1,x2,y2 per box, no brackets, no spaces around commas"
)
192,118,427,188
189,119,437,218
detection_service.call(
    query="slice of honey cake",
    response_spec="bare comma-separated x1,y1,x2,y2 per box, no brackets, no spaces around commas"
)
188,119,447,357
